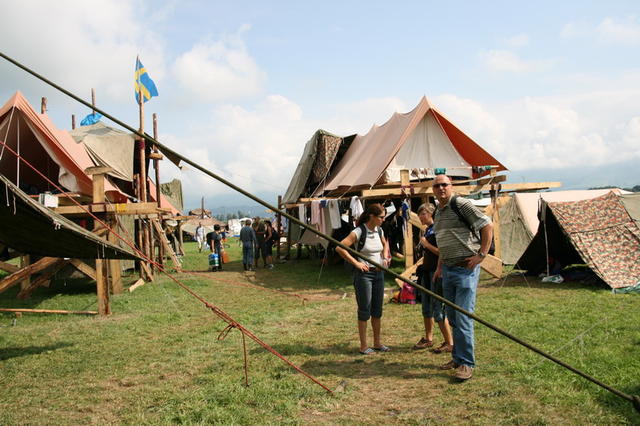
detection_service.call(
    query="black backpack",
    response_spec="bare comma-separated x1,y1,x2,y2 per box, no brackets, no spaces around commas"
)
355,223,383,252
443,195,495,255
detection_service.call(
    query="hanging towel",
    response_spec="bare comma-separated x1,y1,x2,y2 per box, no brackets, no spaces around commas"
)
311,200,322,225
350,196,364,219
328,200,341,229
297,205,305,222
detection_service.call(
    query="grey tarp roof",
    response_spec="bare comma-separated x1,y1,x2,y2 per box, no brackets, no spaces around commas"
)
0,174,140,260
160,179,183,213
282,130,344,204
69,122,135,182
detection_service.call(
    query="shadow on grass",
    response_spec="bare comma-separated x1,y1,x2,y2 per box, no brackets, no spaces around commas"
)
299,356,454,381
0,342,74,361
596,384,640,423
482,274,610,292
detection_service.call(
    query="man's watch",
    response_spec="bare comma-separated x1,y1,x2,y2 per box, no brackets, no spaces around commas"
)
477,251,487,258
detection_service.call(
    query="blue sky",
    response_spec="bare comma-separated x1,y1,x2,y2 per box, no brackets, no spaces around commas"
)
1,1,639,209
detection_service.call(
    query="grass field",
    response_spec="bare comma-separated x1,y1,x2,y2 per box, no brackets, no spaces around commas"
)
1,239,639,424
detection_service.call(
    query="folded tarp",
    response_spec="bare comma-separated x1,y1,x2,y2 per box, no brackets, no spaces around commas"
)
69,122,134,182
0,174,140,260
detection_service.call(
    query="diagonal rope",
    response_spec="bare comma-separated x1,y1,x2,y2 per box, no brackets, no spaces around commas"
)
0,138,332,394
0,50,637,412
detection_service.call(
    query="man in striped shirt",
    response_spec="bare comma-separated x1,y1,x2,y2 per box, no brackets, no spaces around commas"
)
433,174,493,381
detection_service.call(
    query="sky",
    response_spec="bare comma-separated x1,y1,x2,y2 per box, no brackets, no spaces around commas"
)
1,1,639,210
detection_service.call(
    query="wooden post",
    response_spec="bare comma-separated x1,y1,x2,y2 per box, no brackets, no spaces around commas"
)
401,170,414,268
108,219,123,294
276,195,282,260
71,114,76,130
177,220,184,256
40,97,47,114
91,88,96,114
86,166,111,315
137,74,152,275
19,255,30,291
491,184,501,259
152,113,162,209
201,197,204,218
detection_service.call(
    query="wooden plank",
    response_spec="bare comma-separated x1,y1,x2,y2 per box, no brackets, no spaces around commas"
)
52,202,170,216
481,254,503,278
128,278,145,293
85,166,114,176
151,219,182,272
0,261,19,274
377,174,507,189
0,308,97,315
361,181,562,199
0,257,59,294
140,260,154,282
395,257,423,288
70,259,97,281
17,260,69,299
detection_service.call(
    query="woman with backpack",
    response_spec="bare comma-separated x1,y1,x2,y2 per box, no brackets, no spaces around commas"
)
336,203,391,355
413,203,453,354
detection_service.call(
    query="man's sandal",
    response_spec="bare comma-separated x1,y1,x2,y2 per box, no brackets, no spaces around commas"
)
373,345,391,352
359,348,375,355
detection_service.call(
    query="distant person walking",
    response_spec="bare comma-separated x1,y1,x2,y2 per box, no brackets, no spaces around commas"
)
432,175,493,381
336,203,391,355
413,203,453,354
207,224,223,271
240,219,258,271
195,222,205,252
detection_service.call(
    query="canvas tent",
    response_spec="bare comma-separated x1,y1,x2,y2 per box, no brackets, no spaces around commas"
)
517,192,640,289
282,130,353,204
499,189,624,265
313,96,506,197
0,174,138,260
0,92,127,202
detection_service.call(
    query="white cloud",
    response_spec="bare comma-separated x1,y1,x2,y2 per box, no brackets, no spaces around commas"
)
0,1,165,104
432,91,640,171
596,16,640,45
505,33,529,47
560,21,590,39
172,27,267,102
479,49,552,73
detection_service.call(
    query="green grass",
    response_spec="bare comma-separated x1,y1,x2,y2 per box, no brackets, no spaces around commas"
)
1,240,639,424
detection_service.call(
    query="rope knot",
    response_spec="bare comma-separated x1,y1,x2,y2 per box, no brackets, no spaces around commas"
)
217,322,238,341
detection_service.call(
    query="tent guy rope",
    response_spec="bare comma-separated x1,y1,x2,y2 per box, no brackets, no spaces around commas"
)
0,50,637,413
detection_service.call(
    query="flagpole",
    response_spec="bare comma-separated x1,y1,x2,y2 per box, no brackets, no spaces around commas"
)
136,56,152,278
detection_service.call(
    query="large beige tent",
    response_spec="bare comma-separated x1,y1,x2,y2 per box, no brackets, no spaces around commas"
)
314,96,506,197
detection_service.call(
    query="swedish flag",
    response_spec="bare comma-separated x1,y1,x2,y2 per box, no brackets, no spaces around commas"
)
134,57,159,104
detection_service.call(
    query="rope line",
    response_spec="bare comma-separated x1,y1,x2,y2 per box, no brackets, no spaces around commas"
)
0,138,332,394
0,50,637,412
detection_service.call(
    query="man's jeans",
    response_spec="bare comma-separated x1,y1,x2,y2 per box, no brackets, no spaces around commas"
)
442,264,480,368
242,243,254,267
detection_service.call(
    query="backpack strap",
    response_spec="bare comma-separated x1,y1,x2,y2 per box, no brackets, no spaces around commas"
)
356,224,367,252
448,195,473,230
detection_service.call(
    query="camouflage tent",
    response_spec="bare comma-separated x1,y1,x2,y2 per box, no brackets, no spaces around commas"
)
517,192,640,289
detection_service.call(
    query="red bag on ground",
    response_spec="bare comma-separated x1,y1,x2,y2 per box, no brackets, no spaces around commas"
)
399,283,417,304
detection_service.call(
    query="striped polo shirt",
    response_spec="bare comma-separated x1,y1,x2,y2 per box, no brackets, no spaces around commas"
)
434,196,492,267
